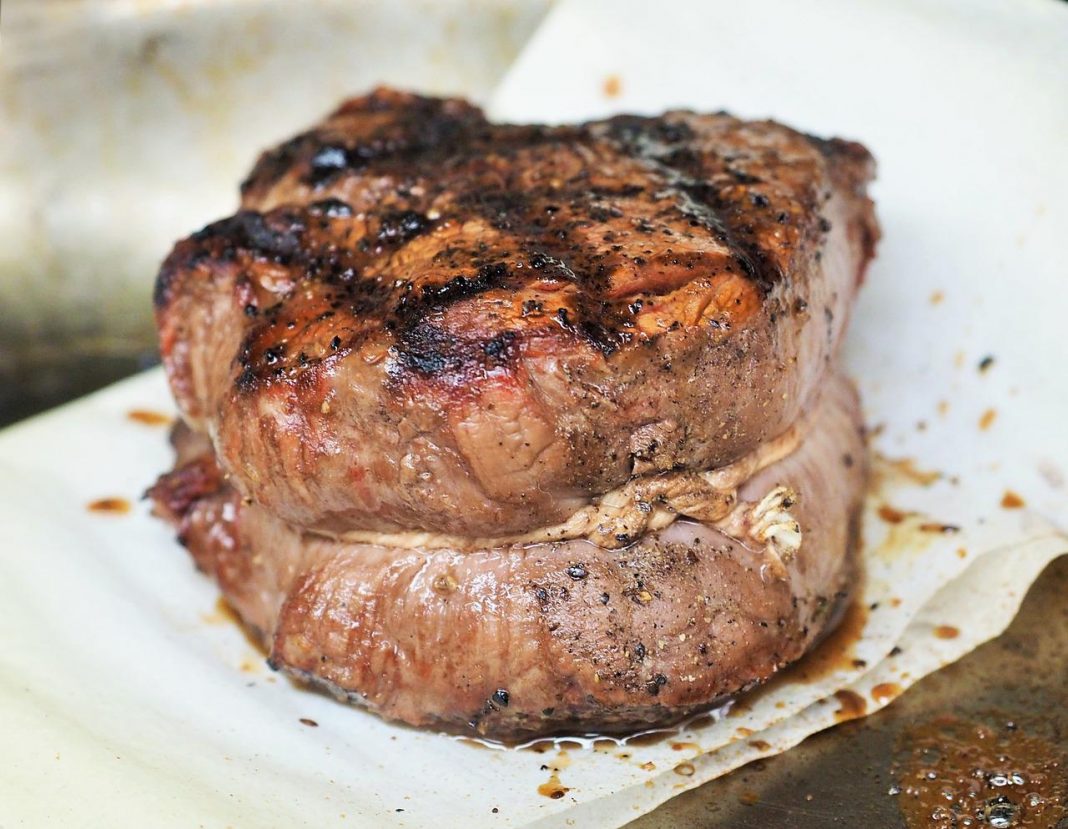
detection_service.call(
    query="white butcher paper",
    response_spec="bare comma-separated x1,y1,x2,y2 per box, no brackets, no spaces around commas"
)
1,0,1066,826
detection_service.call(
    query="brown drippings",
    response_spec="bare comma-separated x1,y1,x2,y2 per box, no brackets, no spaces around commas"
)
602,74,622,98
871,682,902,704
537,772,569,800
87,497,131,514
673,762,696,777
919,522,960,534
523,740,553,754
201,597,268,656
957,547,968,559
873,454,942,487
299,718,318,727
725,596,870,720
930,290,944,305
790,599,870,684
739,790,760,806
979,408,998,430
1001,490,1026,509
934,625,960,640
640,761,656,771
832,689,868,722
878,504,908,523
592,739,618,752
893,715,1066,828
127,409,173,426
735,727,755,737
671,742,700,752
869,493,946,565
457,738,492,750
749,739,771,751
238,655,263,674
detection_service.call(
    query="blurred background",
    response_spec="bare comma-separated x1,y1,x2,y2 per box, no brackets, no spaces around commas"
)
0,0,549,425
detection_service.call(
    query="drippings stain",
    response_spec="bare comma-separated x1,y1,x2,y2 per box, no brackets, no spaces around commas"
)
201,597,268,655
832,689,868,722
299,718,318,727
787,599,870,684
602,74,622,98
870,512,943,566
892,715,1066,828
640,761,656,771
918,522,960,534
878,504,908,523
734,726,755,737
671,742,700,752
871,682,902,704
239,654,264,674
87,497,131,514
725,596,870,719
873,454,942,487
739,790,760,806
127,409,173,426
979,408,998,430
929,290,944,305
749,739,771,751
934,625,960,640
537,772,569,800
673,761,696,777
1000,490,1026,509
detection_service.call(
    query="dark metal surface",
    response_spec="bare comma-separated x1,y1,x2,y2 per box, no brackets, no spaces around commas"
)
630,555,1068,828
4,366,1066,828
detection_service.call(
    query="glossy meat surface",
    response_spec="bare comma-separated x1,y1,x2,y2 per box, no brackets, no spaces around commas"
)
155,88,878,535
149,372,866,740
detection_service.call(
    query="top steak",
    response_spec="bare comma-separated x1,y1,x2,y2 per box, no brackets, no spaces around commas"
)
155,88,878,536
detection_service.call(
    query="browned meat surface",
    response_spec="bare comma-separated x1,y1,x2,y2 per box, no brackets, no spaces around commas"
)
155,88,878,536
149,372,865,740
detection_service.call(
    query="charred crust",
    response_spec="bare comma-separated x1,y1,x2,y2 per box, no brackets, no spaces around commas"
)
190,210,305,261
163,89,875,459
307,198,354,218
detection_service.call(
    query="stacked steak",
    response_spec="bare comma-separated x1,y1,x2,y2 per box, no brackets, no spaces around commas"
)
149,88,879,740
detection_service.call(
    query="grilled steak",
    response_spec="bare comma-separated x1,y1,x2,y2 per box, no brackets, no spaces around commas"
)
154,88,877,536
150,372,865,739
150,89,879,739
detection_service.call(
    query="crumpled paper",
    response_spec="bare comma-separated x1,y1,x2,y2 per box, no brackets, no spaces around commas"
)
2,0,1066,826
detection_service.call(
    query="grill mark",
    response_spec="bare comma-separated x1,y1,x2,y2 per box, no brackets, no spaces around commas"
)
171,93,841,393
597,115,783,294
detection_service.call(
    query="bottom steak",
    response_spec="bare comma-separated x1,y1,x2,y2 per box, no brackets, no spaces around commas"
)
149,372,866,741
